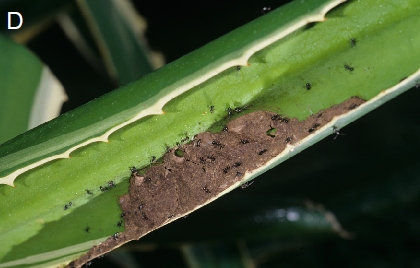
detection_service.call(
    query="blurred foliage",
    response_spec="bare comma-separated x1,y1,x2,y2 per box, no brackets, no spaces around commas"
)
1,0,419,267
0,35,42,144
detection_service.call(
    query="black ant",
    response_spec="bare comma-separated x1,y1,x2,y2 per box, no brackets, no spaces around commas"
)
236,171,243,177
232,162,242,167
99,186,108,191
203,187,210,193
142,212,148,220
241,181,254,189
223,166,231,174
212,140,224,148
196,139,201,147
129,166,139,176
117,220,123,228
276,116,289,123
85,189,93,195
240,139,249,144
138,203,145,210
227,106,248,118
84,226,91,233
285,137,292,143
271,114,289,123
199,157,206,164
236,66,241,71
168,215,175,219
258,149,267,155
308,123,320,133
227,107,234,117
108,181,116,188
223,126,228,132
344,64,354,71
145,177,152,183
207,155,216,162
235,106,248,113
350,38,357,47
209,105,215,113
261,7,271,14
113,232,119,240
150,156,157,163
120,212,126,218
64,201,73,210
305,83,311,90
271,114,282,120
333,126,345,140
349,103,358,110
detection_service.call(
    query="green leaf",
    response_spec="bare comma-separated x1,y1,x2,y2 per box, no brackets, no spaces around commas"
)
75,0,163,85
0,0,419,266
0,0,344,186
0,35,66,145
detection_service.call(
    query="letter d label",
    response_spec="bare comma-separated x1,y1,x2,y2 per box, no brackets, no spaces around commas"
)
8,12,23,29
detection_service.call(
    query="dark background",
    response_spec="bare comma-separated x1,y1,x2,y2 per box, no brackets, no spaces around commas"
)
5,0,420,267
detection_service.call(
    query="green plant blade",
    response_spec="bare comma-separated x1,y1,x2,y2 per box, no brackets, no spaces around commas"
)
0,0,419,267
0,0,344,186
75,0,163,85
0,35,66,145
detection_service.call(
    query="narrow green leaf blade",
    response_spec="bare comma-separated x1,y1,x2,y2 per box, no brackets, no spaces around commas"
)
0,35,66,144
0,0,343,185
76,0,162,85
0,0,419,267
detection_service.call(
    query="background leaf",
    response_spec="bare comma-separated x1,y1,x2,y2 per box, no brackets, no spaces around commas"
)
0,0,419,267
73,0,163,85
0,35,66,145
